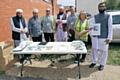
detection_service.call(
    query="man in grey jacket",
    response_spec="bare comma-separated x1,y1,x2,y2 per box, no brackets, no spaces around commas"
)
89,2,112,71
42,8,55,42
28,9,43,42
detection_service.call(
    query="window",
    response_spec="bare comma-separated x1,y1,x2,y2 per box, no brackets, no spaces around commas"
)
112,15,120,25
44,0,51,3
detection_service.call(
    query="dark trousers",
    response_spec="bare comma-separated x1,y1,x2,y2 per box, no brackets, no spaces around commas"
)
76,41,87,60
68,29,75,42
32,35,42,42
44,33,54,42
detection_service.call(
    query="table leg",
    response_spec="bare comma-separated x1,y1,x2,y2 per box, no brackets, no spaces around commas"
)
28,58,32,64
77,54,81,79
20,62,24,77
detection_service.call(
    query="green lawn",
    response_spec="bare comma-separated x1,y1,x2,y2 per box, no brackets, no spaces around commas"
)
0,71,5,75
107,43,120,65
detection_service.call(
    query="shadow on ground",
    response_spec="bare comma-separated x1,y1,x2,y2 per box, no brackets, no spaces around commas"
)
6,59,98,80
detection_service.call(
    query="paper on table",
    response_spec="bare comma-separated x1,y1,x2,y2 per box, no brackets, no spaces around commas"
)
91,23,101,35
12,41,26,52
58,45,68,51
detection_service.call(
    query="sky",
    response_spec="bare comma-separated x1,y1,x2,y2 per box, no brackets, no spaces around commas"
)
57,0,75,7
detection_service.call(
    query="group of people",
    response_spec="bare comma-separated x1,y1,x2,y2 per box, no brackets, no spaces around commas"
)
10,2,112,71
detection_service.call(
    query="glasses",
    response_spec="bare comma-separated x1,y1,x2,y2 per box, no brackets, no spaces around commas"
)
99,6,105,8
46,10,50,12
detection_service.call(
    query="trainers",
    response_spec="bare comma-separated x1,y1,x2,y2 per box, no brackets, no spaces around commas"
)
89,63,96,68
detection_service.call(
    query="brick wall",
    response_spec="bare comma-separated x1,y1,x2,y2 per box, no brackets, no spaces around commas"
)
0,0,59,41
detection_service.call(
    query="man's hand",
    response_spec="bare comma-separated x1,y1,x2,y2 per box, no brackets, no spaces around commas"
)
30,35,33,37
59,20,62,23
21,29,26,34
89,27,93,31
58,20,62,24
105,39,111,44
54,30,56,34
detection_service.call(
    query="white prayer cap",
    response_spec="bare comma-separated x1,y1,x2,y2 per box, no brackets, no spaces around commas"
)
46,8,50,11
16,9,23,13
33,8,39,13
59,6,64,9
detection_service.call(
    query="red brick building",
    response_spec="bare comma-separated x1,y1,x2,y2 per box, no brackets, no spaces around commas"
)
0,0,59,41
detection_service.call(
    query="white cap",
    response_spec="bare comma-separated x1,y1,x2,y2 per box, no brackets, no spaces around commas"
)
33,9,39,13
59,6,64,9
46,8,50,11
16,9,23,13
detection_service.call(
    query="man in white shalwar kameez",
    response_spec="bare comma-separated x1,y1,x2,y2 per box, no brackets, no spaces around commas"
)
55,6,68,42
89,2,112,71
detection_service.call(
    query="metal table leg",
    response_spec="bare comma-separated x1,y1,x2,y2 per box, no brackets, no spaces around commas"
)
20,57,32,77
20,61,24,77
77,54,81,79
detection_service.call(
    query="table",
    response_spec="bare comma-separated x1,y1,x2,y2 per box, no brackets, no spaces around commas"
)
11,41,87,79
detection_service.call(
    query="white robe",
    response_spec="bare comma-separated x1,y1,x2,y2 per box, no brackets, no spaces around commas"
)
90,15,112,65
56,14,68,42
90,16,112,51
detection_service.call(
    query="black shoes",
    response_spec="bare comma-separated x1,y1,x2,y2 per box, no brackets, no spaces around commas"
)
20,58,25,64
89,63,104,71
80,59,85,63
98,65,104,71
74,57,78,63
89,63,96,68
74,57,85,63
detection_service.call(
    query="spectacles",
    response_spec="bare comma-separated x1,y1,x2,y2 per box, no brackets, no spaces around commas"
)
99,6,105,8
46,10,50,12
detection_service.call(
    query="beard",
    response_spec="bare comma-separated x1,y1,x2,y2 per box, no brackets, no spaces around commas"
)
99,9,105,13
16,15,22,19
33,15,38,19
59,11,64,15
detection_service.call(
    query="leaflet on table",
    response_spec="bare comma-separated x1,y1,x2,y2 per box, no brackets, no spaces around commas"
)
12,41,27,52
58,45,68,51
26,45,53,51
26,45,45,51
45,46,53,50
71,40,85,47
71,40,85,50
12,46,26,52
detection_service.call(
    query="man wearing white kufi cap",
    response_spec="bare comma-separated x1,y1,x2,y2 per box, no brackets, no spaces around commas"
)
10,9,29,63
55,6,68,42
28,8,43,42
16,9,23,13
42,8,55,42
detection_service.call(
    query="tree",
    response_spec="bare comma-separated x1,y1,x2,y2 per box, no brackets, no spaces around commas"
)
104,0,120,10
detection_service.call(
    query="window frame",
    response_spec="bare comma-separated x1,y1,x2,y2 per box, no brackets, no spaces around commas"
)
43,0,51,4
112,15,120,25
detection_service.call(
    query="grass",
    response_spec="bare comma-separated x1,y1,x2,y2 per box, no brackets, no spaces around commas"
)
0,71,5,75
107,43,120,66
